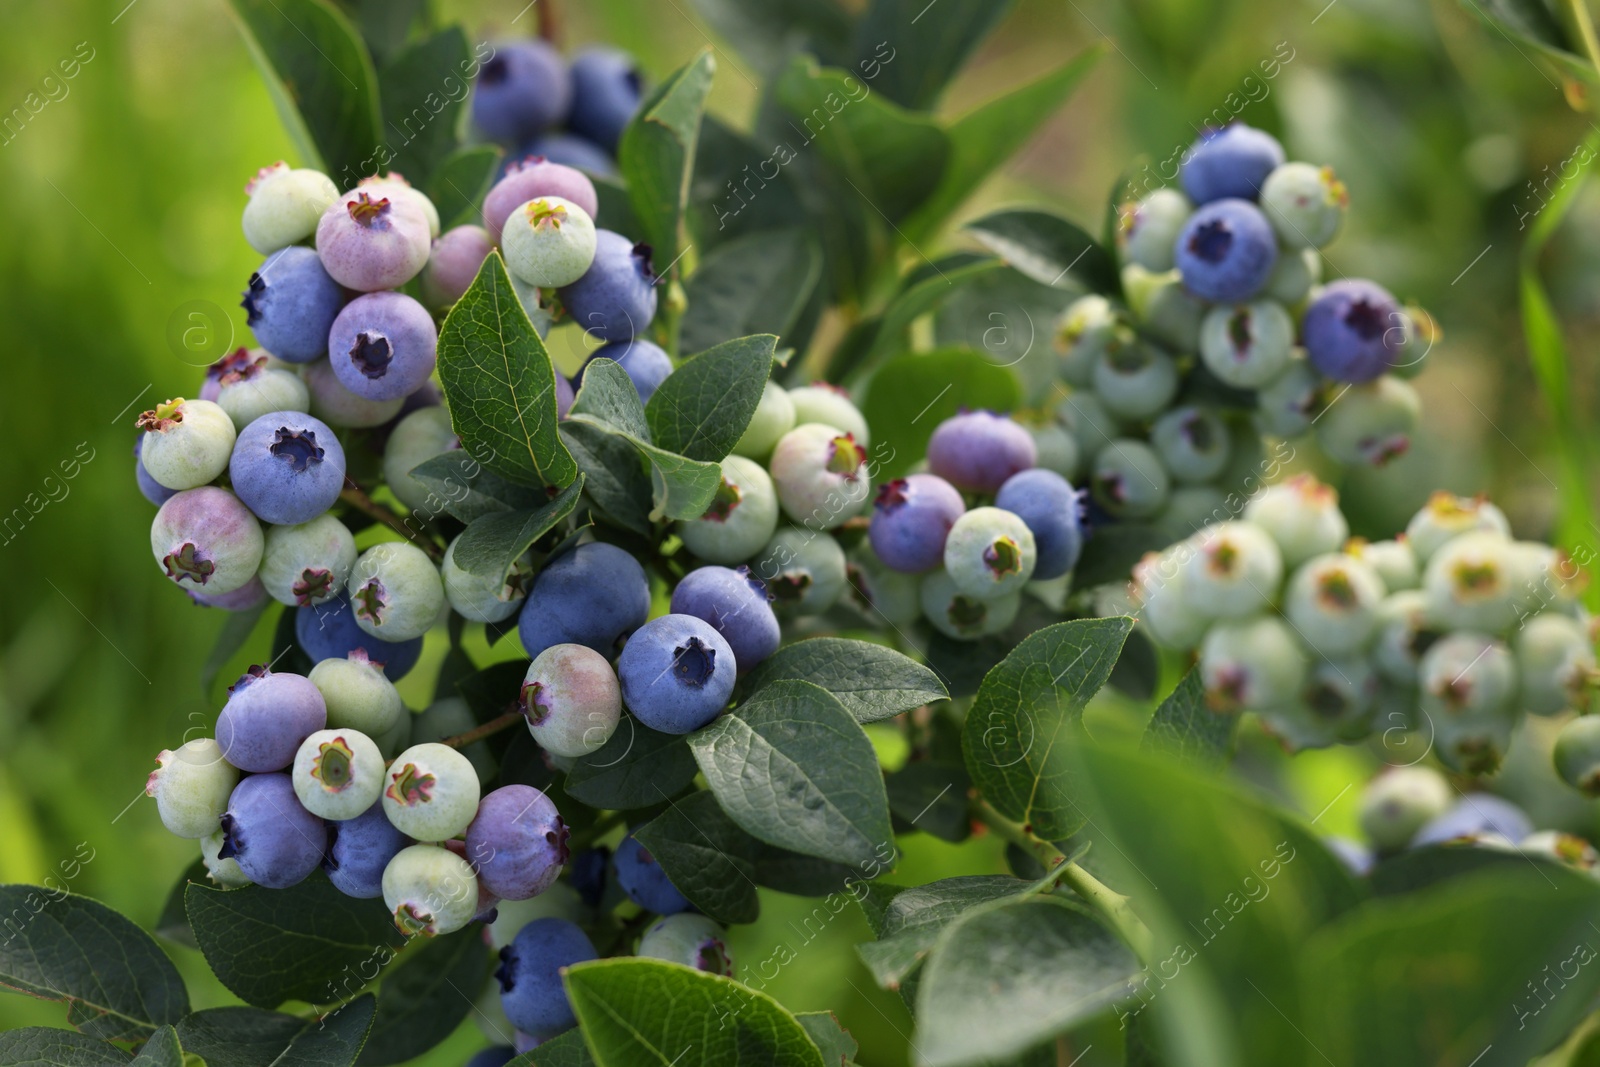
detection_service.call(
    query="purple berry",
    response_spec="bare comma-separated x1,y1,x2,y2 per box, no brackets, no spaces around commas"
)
325,798,412,898
305,358,404,429
588,338,672,403
473,40,572,144
216,666,328,772
670,565,781,671
151,486,264,596
567,48,642,153
1302,279,1405,383
295,593,424,681
519,133,617,177
241,246,345,363
315,189,431,292
187,575,270,611
555,374,574,419
868,474,966,574
520,644,622,758
483,158,599,246
229,411,346,525
466,785,569,901
327,292,438,401
995,469,1085,581
134,434,178,507
612,834,689,914
926,411,1037,494
616,613,736,734
423,225,493,308
218,773,327,889
559,230,657,342
1179,122,1285,204
517,542,650,660
496,917,596,1038
1174,198,1278,304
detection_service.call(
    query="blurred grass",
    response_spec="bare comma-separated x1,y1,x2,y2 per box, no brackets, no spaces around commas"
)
0,0,1596,1063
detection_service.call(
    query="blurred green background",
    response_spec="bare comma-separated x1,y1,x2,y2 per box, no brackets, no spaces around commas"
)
2,0,1597,1062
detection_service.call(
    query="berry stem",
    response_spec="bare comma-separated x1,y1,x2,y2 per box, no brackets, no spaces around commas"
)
438,711,523,749
538,0,561,45
339,484,443,561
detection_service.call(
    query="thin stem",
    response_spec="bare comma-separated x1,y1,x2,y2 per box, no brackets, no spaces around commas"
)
339,485,442,561
438,711,523,749
537,0,561,44
1569,0,1600,80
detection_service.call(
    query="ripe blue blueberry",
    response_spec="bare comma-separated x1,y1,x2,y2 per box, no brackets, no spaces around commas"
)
496,917,598,1037
241,246,345,363
328,291,438,402
612,834,690,914
589,337,673,403
920,569,1020,641
1260,162,1347,249
521,644,622,757
927,411,1037,495
315,189,432,292
151,486,264,596
218,773,328,889
617,613,737,734
292,728,385,820
754,528,848,616
304,358,404,428
567,47,642,152
944,507,1037,600
467,785,569,901
1198,299,1294,388
518,541,651,660
1358,766,1452,852
868,473,966,574
1179,123,1285,204
134,434,178,507
732,380,797,461
137,398,236,491
670,565,782,671
1241,474,1349,569
637,914,732,974
309,648,405,739
147,738,238,839
995,469,1085,581
296,592,423,680
473,40,572,144
559,230,657,341
678,455,780,565
1179,520,1283,620
217,666,327,772
216,359,310,431
260,513,357,608
1090,440,1170,520
483,158,599,246
1175,198,1277,303
1312,376,1419,467
383,742,482,841
1411,793,1531,849
1149,407,1231,485
1199,615,1307,713
423,225,493,310
503,197,598,288
324,798,412,898
229,411,346,525
348,542,446,642
769,424,871,530
1092,341,1180,421
382,843,481,937
1119,188,1192,271
241,161,340,255
1302,279,1405,383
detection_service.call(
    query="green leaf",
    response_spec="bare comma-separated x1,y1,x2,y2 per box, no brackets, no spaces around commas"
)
930,264,1072,405
564,717,699,809
964,208,1120,296
153,861,206,950
376,27,470,187
1108,626,1158,701
128,1027,181,1067
225,0,382,187
904,48,1106,243
357,928,490,1065
200,600,271,699
619,49,716,282
749,849,863,897
687,117,810,251
1366,844,1531,897
1072,524,1170,590
176,996,377,1067
857,876,1028,990
833,259,1007,384
795,1012,858,1066
569,359,722,521
1303,868,1600,1066
851,0,1017,110
914,897,1139,1067
859,349,1023,479
437,252,578,490
645,334,778,460
453,660,528,725
1464,0,1598,82
689,680,895,867
428,145,503,230
633,790,762,924
885,761,970,843
0,886,189,1041
743,637,947,723
0,1028,130,1066
1140,667,1236,769
680,232,822,356
591,174,643,240
522,1028,598,1066
406,451,548,524
346,0,426,65
451,476,585,583
685,0,852,77
559,423,654,537
960,618,1133,840
185,877,401,1009
563,958,827,1067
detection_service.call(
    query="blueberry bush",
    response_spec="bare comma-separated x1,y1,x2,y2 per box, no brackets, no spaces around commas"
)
8,1,1600,1066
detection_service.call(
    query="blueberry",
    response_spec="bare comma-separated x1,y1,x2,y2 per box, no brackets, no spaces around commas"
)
201,348,266,403
1262,246,1321,306
328,291,438,402
423,225,493,310
1199,615,1307,713
466,785,569,901
1125,267,1206,352
920,569,1020,641
670,565,781,671
443,537,532,625
473,40,572,144
868,473,966,574
754,528,848,616
612,834,690,914
944,507,1037,600
1089,440,1170,520
517,541,650,660
1411,794,1531,848
186,577,270,612
292,728,385,820
567,47,643,152
216,666,327,772
151,487,264,596
382,843,481,937
1555,717,1600,796
218,773,327,889
1421,531,1522,636
1260,162,1346,249
412,698,495,780
517,133,617,177
1516,613,1596,716
1358,766,1452,852
496,918,597,1037
589,337,673,404
241,162,340,255
1405,492,1512,564
1054,392,1121,468
324,798,412,898
1149,407,1230,485
1179,521,1283,620
201,827,252,888
358,173,440,238
467,1048,517,1067
569,847,609,907
1152,485,1230,543
558,231,657,341
679,455,780,565
241,246,346,363
1254,357,1324,439
1132,549,1207,651
1119,188,1193,271
1241,474,1349,569
315,189,432,292
260,513,358,608
1370,590,1437,687
1029,423,1081,482
348,542,446,642
1175,198,1277,304
1302,279,1405,383
295,593,424,680
1521,830,1600,871
926,411,1037,495
1259,655,1379,751
309,648,405,739
1198,299,1293,388
383,407,459,513
146,738,239,839
229,411,347,525
134,435,178,507
1053,295,1121,389
1179,123,1285,204
383,742,482,841
732,380,797,461
769,424,871,530
995,469,1084,581
503,197,598,288
1322,837,1374,877
304,358,405,428
556,373,575,418
1091,341,1179,421
1418,633,1517,761
637,913,732,975
617,614,736,734
483,158,599,246
137,398,237,491
1312,376,1419,467
1347,537,1418,595
521,643,622,758
788,384,870,447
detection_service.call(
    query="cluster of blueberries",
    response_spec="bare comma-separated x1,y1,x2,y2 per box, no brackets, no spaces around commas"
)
1130,481,1596,770
1047,121,1428,541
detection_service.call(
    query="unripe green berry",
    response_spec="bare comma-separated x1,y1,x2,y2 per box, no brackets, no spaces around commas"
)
1515,612,1597,716
637,913,732,974
442,535,530,624
944,507,1037,601
1358,766,1452,852
1180,520,1283,620
679,455,780,564
383,407,458,513
382,743,481,841
1150,406,1231,485
260,514,357,607
1260,162,1347,249
411,698,495,782
349,542,446,642
920,569,1020,641
309,649,405,738
138,398,237,490
1313,376,1420,468
382,843,479,937
201,827,253,888
1421,531,1520,635
242,162,339,255
1346,537,1418,594
732,380,797,461
1555,716,1600,796
147,739,239,839
1242,474,1349,569
1199,614,1307,713
1118,188,1191,272
788,384,870,447
1283,552,1385,658
502,197,598,288
1091,440,1170,520
1092,341,1179,421
292,728,385,820
1200,300,1294,389
1405,492,1511,565
1053,295,1120,388
753,528,848,616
